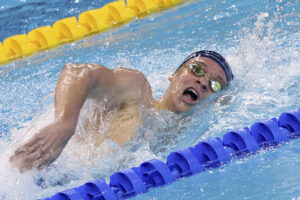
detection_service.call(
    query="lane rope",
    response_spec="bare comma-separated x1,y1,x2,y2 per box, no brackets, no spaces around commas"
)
42,108,300,200
0,0,187,65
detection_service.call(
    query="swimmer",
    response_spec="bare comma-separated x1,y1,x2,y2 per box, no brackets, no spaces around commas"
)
9,50,234,172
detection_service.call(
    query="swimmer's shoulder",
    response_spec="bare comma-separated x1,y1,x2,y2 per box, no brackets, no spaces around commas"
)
113,67,152,90
113,67,148,81
113,67,154,107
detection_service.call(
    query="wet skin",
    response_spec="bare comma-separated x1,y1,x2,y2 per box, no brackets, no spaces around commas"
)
9,56,227,172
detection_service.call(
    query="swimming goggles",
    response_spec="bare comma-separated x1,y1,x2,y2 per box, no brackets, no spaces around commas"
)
186,63,222,93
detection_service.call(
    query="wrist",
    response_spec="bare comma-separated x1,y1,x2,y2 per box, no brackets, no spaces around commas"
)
54,116,77,135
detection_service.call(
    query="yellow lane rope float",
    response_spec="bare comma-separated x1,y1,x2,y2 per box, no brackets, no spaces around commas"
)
0,0,187,65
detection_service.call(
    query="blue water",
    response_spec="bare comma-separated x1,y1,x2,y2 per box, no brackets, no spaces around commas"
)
0,0,117,42
0,0,299,199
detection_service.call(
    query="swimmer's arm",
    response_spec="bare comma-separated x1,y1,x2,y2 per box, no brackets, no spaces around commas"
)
10,63,151,172
10,63,115,172
54,63,115,132
54,64,151,134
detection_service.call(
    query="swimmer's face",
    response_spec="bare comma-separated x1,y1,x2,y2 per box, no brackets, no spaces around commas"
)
167,57,227,113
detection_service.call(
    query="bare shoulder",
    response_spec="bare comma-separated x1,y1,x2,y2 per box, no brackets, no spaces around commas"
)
113,67,149,85
63,63,104,69
61,63,115,85
62,63,110,75
112,67,153,107
113,67,152,92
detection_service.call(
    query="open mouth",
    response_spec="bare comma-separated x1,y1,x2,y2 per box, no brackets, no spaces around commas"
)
182,87,199,105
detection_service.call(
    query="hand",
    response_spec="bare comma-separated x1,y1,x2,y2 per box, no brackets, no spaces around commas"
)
10,120,74,173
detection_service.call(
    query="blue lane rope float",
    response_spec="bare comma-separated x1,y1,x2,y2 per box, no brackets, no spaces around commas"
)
43,108,300,200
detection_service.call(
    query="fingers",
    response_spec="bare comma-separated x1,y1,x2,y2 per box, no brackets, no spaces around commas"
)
25,149,58,172
10,146,33,163
13,150,41,173
36,151,57,171
10,144,52,173
10,137,46,162
37,157,56,171
9,149,24,162
27,141,44,155
9,126,64,173
19,162,34,173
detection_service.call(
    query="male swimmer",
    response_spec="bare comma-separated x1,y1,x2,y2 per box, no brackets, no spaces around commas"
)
10,50,234,172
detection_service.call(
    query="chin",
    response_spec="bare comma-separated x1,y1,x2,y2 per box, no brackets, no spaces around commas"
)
173,103,193,114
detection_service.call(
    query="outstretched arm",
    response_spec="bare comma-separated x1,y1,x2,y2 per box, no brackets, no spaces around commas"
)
54,63,115,129
10,63,115,172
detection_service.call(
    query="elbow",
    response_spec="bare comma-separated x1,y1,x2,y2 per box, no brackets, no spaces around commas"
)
61,63,92,78
62,63,105,73
61,63,77,74
60,63,112,88
62,63,84,71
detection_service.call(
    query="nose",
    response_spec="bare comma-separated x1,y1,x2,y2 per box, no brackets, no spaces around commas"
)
196,76,209,92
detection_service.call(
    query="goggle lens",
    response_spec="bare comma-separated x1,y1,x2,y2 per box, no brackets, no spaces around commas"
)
189,64,205,76
210,79,222,92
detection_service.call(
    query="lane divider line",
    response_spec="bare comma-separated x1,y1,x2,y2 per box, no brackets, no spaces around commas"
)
42,108,300,200
0,0,188,65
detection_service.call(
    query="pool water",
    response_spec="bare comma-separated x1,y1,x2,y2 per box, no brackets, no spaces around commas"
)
0,0,299,199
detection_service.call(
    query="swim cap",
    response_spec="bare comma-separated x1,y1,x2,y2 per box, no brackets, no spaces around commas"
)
180,50,234,85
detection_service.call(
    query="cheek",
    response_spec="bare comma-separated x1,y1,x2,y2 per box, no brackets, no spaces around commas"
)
170,80,183,94
200,92,213,101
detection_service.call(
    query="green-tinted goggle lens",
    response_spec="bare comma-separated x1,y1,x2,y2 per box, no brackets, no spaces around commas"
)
209,79,222,92
188,64,222,93
189,64,205,76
